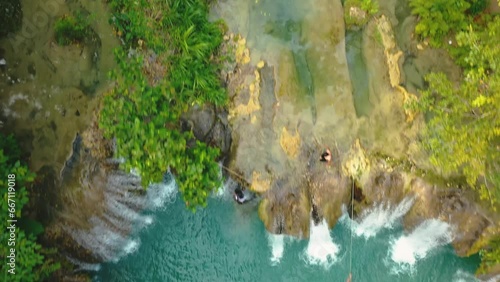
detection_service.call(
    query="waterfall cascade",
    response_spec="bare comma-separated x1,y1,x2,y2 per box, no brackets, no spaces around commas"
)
303,218,340,268
389,219,453,273
351,197,415,239
61,170,177,263
268,234,285,264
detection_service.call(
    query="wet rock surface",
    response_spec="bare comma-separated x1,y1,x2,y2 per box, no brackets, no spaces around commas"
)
404,178,498,257
222,3,500,270
182,105,232,157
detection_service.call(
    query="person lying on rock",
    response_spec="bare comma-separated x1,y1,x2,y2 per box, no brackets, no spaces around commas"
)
320,148,332,163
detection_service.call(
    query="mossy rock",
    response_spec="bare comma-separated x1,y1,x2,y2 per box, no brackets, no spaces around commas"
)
344,0,378,30
0,0,22,37
54,14,91,45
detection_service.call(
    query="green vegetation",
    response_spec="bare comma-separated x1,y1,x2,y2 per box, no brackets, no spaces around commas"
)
0,0,22,37
0,134,60,281
344,0,379,29
409,0,489,47
100,0,226,210
408,14,500,276
54,13,91,45
478,237,500,275
410,16,500,208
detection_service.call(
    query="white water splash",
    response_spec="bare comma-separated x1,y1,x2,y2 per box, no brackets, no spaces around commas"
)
65,257,101,272
351,197,414,239
147,176,177,209
214,176,236,198
452,269,480,282
65,171,177,262
122,239,140,255
212,164,226,198
389,219,453,273
144,216,154,225
303,219,340,268
453,269,500,282
268,234,285,264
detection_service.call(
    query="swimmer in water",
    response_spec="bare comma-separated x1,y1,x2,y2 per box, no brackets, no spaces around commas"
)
234,187,246,204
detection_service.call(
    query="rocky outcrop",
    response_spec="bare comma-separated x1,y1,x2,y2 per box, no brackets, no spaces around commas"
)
342,138,500,262
224,0,357,236
404,178,498,257
223,6,500,278
181,105,232,158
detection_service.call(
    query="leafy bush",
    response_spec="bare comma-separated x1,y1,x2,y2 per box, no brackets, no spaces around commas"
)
410,0,471,47
466,0,488,16
478,237,500,275
0,134,60,281
409,16,500,275
409,17,500,208
54,13,91,45
101,0,226,210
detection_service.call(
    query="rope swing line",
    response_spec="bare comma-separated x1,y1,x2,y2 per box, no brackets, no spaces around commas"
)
347,177,354,282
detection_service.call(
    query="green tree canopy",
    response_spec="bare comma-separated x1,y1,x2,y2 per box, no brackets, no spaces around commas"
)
411,16,500,208
0,134,60,281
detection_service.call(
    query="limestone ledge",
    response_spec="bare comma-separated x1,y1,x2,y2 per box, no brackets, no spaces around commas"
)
342,138,500,260
374,15,418,122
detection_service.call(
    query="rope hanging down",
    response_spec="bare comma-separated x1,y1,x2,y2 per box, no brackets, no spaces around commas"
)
347,178,354,282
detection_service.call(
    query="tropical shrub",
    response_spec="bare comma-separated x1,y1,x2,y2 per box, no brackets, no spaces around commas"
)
101,0,226,210
409,17,500,208
466,0,489,16
0,134,60,281
478,237,500,275
410,0,471,47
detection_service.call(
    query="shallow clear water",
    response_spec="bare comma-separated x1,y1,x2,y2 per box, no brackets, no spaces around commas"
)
94,192,479,282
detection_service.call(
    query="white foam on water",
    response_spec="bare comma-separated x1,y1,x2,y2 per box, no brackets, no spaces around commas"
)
212,165,226,198
65,170,177,263
388,219,453,274
452,269,481,282
303,219,340,269
147,178,177,209
453,269,500,282
352,197,414,239
65,257,102,272
144,216,154,225
214,177,233,198
122,239,140,255
268,234,285,264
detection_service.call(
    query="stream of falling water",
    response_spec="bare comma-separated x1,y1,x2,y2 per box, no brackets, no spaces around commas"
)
303,219,340,268
388,219,453,275
62,169,177,269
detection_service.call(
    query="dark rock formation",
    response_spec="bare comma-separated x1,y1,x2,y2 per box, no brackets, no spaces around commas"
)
0,0,22,38
181,104,232,158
